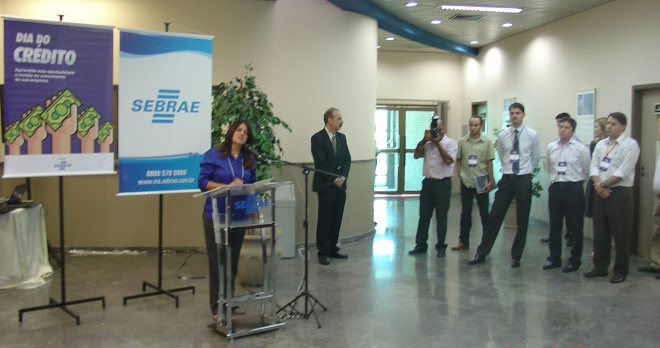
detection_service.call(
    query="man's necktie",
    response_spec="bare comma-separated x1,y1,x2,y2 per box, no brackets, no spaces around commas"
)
332,135,337,156
512,129,519,174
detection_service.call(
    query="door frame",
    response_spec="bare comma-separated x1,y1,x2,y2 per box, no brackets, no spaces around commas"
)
631,83,660,255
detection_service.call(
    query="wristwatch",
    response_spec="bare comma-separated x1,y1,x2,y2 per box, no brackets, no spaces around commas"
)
600,182,608,189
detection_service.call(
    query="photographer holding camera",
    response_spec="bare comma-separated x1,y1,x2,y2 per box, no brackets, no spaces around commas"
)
409,115,457,258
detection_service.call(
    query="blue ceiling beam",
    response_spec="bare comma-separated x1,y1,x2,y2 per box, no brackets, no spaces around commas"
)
327,0,478,57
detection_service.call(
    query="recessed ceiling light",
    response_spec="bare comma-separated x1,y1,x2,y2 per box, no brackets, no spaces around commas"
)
385,37,395,41
430,19,442,24
502,22,513,28
441,5,522,13
406,1,418,7
470,40,478,44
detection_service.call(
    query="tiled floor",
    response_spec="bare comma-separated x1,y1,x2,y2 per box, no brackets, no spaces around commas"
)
1,196,658,348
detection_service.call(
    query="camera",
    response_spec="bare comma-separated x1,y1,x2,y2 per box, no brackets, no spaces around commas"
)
430,115,440,138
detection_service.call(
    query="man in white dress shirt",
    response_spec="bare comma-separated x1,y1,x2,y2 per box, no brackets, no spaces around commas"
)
542,116,591,272
584,112,640,283
469,102,540,268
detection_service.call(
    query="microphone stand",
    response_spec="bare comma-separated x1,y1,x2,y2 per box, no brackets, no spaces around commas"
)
248,148,341,328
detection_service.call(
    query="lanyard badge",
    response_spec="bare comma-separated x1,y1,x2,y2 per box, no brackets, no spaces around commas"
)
468,155,478,167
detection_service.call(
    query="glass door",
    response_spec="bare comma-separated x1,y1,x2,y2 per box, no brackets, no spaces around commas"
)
375,106,437,194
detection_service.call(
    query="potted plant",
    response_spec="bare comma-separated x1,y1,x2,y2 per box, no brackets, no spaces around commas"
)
212,64,291,178
212,64,292,286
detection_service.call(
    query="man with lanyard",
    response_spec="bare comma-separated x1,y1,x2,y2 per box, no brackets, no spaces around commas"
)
542,116,591,273
408,115,457,258
469,102,540,268
542,112,582,245
451,115,494,252
585,112,639,283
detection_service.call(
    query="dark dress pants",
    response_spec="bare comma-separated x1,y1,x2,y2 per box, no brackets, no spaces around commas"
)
203,214,246,316
476,174,532,259
592,187,632,276
459,183,490,246
415,177,452,251
547,182,584,266
316,190,346,256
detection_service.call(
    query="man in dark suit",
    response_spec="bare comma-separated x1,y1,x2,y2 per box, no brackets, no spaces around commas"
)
311,107,351,265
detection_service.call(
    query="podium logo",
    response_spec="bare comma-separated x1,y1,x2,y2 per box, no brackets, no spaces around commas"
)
234,194,270,214
131,89,201,124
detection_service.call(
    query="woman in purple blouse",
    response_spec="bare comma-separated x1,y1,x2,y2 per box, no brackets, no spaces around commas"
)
198,119,257,320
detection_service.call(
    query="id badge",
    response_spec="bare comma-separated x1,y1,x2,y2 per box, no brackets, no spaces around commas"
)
556,161,567,175
468,155,478,167
509,150,520,163
599,157,611,172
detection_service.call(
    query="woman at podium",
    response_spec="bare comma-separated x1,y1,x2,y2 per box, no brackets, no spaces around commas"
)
198,119,257,320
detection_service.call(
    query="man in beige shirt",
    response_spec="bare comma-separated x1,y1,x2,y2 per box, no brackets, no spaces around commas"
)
452,115,494,251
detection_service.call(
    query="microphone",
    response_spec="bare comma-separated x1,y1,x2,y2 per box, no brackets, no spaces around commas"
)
243,144,268,160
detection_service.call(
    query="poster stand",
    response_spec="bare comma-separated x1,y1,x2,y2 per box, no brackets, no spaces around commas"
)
122,194,195,307
18,177,106,325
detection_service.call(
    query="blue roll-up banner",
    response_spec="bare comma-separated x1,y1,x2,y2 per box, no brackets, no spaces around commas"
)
118,29,212,195
2,17,114,178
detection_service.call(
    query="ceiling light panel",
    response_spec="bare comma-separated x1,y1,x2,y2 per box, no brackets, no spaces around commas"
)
441,5,522,13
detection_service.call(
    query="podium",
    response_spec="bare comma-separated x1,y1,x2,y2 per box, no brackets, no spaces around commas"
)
194,180,286,339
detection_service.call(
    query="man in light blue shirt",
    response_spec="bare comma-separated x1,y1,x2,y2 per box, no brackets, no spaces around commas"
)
469,102,540,268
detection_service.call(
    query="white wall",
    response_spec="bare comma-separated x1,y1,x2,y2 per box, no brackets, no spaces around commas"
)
0,0,378,162
463,0,660,148
463,0,660,222
0,0,377,246
377,51,464,139
377,0,660,225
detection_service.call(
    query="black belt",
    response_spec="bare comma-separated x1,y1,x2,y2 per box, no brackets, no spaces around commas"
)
551,181,583,187
425,177,451,182
502,174,531,178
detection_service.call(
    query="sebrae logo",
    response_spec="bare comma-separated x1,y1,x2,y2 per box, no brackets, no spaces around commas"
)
131,89,201,124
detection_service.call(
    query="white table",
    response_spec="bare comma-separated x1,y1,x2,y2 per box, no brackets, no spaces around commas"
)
0,204,53,289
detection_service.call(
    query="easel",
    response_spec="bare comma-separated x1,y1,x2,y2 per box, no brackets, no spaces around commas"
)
18,177,106,325
121,21,195,308
122,194,195,307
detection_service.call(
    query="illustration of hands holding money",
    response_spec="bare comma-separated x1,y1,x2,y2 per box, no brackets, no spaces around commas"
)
76,106,101,153
97,121,113,153
19,105,47,154
3,88,114,155
44,89,81,154
4,121,24,155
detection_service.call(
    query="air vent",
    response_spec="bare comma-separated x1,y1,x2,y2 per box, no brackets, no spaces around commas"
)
449,14,485,21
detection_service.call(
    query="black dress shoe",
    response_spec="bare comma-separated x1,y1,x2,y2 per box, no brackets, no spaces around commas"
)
329,252,348,259
408,245,427,255
583,269,607,278
540,237,550,243
542,261,561,270
638,265,660,273
318,255,330,265
562,264,580,273
609,274,627,283
437,248,446,258
656,273,660,280
511,258,521,268
468,254,485,265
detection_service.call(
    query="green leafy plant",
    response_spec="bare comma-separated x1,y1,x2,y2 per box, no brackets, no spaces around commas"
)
212,64,292,180
492,127,543,198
